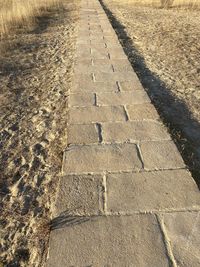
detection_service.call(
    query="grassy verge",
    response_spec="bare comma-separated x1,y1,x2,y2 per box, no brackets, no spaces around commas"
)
0,0,79,265
0,0,62,37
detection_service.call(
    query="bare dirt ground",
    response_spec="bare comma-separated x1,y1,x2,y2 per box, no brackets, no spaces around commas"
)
102,0,200,187
0,1,79,266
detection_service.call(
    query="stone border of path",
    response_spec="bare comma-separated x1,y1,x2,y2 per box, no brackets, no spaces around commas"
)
46,0,200,266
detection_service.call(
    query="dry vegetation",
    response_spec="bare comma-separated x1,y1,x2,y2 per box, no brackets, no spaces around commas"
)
0,0,79,266
0,0,62,36
102,0,200,186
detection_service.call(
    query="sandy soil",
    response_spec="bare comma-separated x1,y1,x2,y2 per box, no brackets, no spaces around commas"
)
0,1,79,266
102,0,200,186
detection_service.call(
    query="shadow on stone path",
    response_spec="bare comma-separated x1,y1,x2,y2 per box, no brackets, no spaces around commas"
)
100,0,200,188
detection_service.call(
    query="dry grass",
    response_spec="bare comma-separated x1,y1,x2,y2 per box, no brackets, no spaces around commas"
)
0,0,61,36
112,0,200,9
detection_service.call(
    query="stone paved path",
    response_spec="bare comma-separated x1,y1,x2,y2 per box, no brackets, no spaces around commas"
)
46,0,200,266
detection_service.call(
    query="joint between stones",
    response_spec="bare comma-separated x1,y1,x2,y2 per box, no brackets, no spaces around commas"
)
94,93,97,106
102,173,108,214
136,143,144,169
96,123,103,143
123,105,129,121
92,73,96,82
156,214,178,267
116,81,121,91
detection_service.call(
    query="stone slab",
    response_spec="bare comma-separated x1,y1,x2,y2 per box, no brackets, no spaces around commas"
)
69,93,95,107
72,80,118,93
107,170,200,212
63,143,142,174
47,215,169,267
94,71,138,82
119,80,144,91
91,48,109,59
73,73,93,84
97,91,150,106
75,64,113,74
68,124,99,144
52,174,104,216
162,211,200,267
102,121,170,142
112,61,133,72
69,106,126,124
76,48,91,58
126,103,160,120
140,140,186,170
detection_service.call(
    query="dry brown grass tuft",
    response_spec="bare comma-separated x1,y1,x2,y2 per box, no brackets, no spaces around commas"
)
0,0,61,36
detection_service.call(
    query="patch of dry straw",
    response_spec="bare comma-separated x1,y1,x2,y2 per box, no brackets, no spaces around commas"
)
0,0,61,36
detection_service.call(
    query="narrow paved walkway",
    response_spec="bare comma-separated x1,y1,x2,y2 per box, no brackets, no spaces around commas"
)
47,0,200,266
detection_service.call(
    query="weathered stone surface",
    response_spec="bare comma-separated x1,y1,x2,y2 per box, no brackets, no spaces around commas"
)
69,93,95,107
105,42,123,48
47,215,169,267
73,73,93,83
97,91,150,106
162,211,200,267
68,124,99,144
63,143,142,174
74,58,92,66
126,103,160,120
76,64,113,73
69,106,126,124
91,48,109,59
94,71,137,82
112,60,133,72
104,35,121,43
77,38,91,45
109,51,127,60
72,80,118,92
102,121,170,142
107,170,200,212
53,174,104,216
76,48,91,58
76,42,107,49
119,80,144,91
140,140,185,170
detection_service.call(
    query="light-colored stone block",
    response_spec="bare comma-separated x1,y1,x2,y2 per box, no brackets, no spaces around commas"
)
53,174,104,216
97,91,150,106
68,124,99,144
102,121,170,142
107,170,200,212
75,64,114,74
162,211,200,267
69,93,95,107
71,80,118,93
109,52,127,60
69,106,126,124
126,103,160,120
91,48,109,59
104,35,120,43
140,140,185,170
74,58,92,66
112,61,133,72
47,215,169,267
63,143,142,174
73,73,93,83
94,71,137,82
119,80,144,91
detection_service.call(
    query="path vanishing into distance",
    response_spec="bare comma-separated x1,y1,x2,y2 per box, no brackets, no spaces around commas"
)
47,0,200,266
